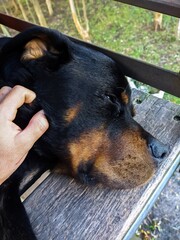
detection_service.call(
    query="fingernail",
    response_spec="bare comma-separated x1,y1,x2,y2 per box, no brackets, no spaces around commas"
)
38,110,49,131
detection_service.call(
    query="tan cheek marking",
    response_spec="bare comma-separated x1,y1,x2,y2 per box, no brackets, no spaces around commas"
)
94,154,118,181
22,39,47,60
115,132,155,185
64,104,81,123
121,92,129,104
68,128,108,174
94,131,155,188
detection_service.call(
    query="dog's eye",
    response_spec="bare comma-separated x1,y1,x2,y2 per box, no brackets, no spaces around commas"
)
105,93,122,116
105,94,117,104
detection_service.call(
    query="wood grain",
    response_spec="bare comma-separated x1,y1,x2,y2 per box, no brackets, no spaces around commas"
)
24,89,180,240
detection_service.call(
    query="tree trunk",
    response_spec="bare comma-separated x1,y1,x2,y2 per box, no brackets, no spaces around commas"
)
46,0,53,16
177,19,180,40
0,25,10,37
17,0,29,21
25,0,36,23
82,0,89,33
31,0,47,27
2,2,10,15
12,0,19,14
69,0,90,42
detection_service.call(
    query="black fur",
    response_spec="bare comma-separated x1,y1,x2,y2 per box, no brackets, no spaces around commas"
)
0,27,168,240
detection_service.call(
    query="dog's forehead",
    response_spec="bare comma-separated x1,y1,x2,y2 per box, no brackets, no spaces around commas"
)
64,42,128,90
72,41,110,60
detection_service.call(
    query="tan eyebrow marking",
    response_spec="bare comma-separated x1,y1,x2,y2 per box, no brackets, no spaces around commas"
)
64,104,81,123
121,91,129,104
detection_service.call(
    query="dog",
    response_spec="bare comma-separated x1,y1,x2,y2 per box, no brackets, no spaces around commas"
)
0,27,168,240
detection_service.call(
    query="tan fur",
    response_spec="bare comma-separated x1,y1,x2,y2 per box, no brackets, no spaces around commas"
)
64,104,81,123
68,127,108,173
22,39,47,60
68,127,155,188
121,92,129,104
94,131,155,188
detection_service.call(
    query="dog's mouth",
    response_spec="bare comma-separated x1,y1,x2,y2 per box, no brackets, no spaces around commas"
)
66,125,169,189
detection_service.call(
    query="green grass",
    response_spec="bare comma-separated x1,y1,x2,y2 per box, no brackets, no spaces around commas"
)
49,0,180,104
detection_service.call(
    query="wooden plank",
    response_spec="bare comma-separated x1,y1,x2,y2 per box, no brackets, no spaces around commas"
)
24,89,180,240
116,0,180,18
0,13,35,32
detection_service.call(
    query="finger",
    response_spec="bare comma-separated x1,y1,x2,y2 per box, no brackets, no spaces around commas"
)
15,153,28,168
0,85,36,121
0,86,12,103
16,110,49,151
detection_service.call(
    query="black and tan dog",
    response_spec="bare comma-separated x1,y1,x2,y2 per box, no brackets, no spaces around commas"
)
0,27,168,240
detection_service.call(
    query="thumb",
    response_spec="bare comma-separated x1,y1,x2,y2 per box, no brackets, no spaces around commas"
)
17,110,49,151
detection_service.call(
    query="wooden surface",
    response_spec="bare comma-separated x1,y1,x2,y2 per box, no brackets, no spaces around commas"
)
116,0,180,18
24,89,180,240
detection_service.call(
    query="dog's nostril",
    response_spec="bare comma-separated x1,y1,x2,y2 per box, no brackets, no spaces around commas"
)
160,151,167,159
149,142,169,160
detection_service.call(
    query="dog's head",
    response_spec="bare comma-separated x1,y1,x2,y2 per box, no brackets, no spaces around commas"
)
0,27,168,188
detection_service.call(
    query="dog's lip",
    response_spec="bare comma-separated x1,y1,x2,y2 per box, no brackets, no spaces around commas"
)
152,156,166,168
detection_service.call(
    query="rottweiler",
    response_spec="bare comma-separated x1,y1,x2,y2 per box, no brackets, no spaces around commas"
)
0,27,168,240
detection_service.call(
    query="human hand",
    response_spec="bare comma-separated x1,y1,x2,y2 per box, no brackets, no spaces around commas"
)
0,85,49,185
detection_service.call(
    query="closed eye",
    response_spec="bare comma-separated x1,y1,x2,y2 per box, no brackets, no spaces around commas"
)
105,93,122,116
105,93,117,104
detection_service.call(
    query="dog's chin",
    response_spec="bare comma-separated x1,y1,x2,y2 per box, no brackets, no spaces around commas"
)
76,167,154,189
78,172,98,186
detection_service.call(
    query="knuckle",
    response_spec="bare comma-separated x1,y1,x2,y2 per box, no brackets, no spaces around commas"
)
13,85,24,91
13,85,36,101
0,86,12,93
13,85,25,97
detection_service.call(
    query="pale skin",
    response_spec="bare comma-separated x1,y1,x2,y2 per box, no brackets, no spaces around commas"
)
0,85,49,185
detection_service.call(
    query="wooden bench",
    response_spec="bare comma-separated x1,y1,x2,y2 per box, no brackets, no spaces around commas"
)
0,0,180,239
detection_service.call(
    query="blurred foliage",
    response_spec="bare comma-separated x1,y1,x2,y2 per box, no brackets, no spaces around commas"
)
0,0,179,104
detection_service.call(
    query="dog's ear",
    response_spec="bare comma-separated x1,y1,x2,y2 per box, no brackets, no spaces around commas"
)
21,28,72,70
1,27,72,70
21,38,48,61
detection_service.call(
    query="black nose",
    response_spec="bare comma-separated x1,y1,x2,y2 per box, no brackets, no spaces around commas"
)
148,138,169,162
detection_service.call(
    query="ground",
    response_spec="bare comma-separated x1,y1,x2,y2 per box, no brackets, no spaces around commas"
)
136,166,180,240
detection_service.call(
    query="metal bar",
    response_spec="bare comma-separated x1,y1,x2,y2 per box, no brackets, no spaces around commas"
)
116,0,180,18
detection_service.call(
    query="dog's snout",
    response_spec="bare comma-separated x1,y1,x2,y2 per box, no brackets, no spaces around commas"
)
148,138,169,162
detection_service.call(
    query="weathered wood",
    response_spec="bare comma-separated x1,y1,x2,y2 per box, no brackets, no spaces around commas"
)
24,89,180,240
116,0,180,18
